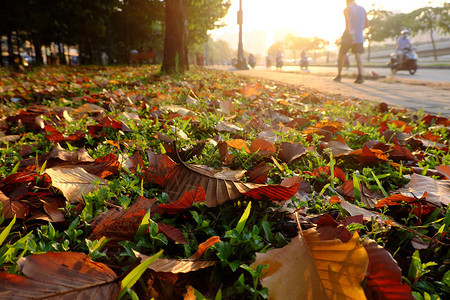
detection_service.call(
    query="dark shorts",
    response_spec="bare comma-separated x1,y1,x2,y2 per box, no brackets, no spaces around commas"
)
339,43,364,56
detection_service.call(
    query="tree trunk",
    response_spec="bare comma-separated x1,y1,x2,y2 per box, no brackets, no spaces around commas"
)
367,39,371,62
7,32,15,66
32,38,44,65
84,21,94,64
161,0,189,73
430,26,437,61
59,42,67,65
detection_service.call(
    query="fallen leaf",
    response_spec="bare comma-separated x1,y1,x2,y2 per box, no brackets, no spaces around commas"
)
278,142,307,164
249,139,276,156
45,167,108,203
251,228,368,300
399,174,450,206
364,242,414,300
435,165,450,180
158,223,189,245
0,252,119,299
158,185,205,214
90,195,156,243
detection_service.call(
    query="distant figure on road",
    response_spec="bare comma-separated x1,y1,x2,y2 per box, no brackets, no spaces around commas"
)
266,54,272,68
396,29,412,64
334,0,368,84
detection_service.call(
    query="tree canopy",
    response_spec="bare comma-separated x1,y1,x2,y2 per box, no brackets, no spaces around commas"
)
0,0,230,66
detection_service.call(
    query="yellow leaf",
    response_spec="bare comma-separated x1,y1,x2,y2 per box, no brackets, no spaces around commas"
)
251,229,368,300
45,167,108,203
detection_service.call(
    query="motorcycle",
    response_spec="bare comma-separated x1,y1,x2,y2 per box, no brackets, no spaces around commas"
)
300,55,308,70
276,57,283,69
388,46,418,75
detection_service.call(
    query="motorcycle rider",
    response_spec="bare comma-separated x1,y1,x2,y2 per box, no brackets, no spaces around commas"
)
396,30,412,66
276,50,283,68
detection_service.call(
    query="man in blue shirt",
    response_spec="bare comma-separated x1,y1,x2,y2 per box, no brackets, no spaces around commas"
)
334,0,368,83
396,30,412,65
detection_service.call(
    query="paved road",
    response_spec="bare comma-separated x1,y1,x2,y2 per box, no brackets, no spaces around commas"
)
281,65,450,83
213,66,450,116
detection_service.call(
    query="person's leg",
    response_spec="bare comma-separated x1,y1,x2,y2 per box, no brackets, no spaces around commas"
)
334,44,349,81
355,52,363,76
353,44,364,83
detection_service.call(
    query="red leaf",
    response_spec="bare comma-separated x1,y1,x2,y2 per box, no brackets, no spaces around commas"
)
246,162,272,184
244,176,301,201
44,125,85,142
364,242,414,300
158,185,205,214
389,145,418,162
89,196,156,245
158,223,189,245
144,150,177,185
308,166,346,182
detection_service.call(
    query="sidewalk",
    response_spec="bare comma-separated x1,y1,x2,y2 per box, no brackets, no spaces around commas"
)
218,67,450,116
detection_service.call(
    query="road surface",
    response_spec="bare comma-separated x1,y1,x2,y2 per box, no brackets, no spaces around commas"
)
259,65,450,83
212,66,450,116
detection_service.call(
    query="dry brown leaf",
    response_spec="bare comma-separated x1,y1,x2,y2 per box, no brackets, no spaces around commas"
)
399,174,450,206
45,167,108,203
72,103,105,115
163,163,257,207
436,165,450,179
249,138,276,156
216,121,243,132
251,229,368,300
220,99,235,114
278,142,307,164
0,252,119,299
226,139,251,153
135,253,216,274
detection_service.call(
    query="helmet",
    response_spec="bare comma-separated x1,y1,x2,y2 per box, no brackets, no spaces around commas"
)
401,29,409,35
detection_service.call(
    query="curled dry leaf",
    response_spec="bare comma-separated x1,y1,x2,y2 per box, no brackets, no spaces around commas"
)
163,163,257,207
0,252,119,299
251,228,368,300
45,167,108,203
133,236,220,273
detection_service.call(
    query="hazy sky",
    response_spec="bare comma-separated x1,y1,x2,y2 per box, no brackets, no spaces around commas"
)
210,0,446,43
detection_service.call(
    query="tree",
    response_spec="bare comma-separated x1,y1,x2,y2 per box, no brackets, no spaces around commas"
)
366,7,392,61
407,6,441,61
187,0,231,47
161,0,189,73
161,0,230,73
436,2,449,36
268,41,284,58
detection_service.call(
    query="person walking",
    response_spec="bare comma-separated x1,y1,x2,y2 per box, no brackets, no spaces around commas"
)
334,0,368,84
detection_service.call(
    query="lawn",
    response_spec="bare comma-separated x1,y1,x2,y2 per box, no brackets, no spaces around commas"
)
0,65,449,299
